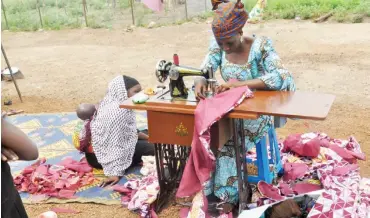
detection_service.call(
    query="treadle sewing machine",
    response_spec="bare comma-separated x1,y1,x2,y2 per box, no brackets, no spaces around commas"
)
155,54,217,99
119,54,335,215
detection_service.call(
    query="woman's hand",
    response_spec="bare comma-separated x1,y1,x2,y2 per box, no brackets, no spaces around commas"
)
1,147,19,161
216,83,232,93
194,83,206,100
138,132,149,140
100,176,122,187
216,81,242,93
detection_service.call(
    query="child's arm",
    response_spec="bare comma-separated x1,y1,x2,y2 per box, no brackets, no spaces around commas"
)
1,118,39,161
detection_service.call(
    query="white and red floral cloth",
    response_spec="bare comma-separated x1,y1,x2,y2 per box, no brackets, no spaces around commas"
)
255,132,369,218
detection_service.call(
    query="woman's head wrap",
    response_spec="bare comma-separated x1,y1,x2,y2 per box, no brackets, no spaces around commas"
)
212,0,248,40
123,75,139,90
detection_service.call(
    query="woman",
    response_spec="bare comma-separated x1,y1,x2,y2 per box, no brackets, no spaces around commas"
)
74,75,155,187
1,115,39,218
194,0,296,211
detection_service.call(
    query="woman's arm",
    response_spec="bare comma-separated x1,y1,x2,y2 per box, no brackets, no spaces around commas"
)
225,78,267,90
1,118,39,161
258,38,295,91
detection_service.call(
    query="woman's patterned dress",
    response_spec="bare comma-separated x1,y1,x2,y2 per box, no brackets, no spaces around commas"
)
201,36,296,204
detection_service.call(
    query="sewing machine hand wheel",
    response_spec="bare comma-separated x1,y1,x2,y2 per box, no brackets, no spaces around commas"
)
155,60,171,83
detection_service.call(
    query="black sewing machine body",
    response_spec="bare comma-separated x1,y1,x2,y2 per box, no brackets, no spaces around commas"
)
155,60,216,99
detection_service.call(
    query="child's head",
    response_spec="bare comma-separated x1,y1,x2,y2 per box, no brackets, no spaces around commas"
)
123,75,142,97
76,103,96,120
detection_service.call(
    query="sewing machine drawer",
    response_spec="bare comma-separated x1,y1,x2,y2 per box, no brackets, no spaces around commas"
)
147,111,232,149
148,111,194,146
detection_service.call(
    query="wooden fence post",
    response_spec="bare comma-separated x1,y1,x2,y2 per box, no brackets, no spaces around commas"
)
82,0,88,27
184,0,188,20
36,0,43,28
1,0,9,30
1,44,23,102
204,0,207,12
130,0,135,25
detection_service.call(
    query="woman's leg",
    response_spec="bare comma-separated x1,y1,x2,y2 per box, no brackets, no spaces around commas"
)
212,117,272,206
131,139,155,166
85,152,103,169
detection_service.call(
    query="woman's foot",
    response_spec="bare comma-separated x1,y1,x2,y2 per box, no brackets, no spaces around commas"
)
176,195,194,207
207,194,221,216
217,202,234,214
99,176,122,187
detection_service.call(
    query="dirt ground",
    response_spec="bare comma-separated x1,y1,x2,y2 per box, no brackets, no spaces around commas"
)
2,20,370,217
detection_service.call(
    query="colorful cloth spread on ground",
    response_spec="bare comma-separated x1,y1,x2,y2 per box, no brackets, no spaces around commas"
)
13,157,94,201
176,86,253,218
115,173,159,218
249,133,369,218
7,112,147,204
200,34,296,204
113,156,159,218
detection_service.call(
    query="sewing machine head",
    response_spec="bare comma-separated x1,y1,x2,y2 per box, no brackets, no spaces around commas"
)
155,56,216,99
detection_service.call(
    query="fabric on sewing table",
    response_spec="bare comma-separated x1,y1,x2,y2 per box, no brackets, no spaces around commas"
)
176,86,253,218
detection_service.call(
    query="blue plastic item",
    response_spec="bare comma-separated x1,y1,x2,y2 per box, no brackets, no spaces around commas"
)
246,127,282,184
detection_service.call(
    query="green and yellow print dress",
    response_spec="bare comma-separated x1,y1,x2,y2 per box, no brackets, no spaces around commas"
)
201,36,296,204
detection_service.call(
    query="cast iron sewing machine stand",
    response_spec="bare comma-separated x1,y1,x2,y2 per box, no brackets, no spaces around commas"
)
153,118,250,214
120,90,335,215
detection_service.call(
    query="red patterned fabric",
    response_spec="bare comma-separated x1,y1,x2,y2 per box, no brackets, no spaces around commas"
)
283,163,309,181
176,86,253,217
280,133,369,217
282,134,321,158
253,133,369,217
13,157,94,200
212,0,249,40
258,181,285,201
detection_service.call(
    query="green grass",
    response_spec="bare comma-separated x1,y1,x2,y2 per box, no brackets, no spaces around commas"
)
1,0,153,31
244,0,370,22
2,0,369,31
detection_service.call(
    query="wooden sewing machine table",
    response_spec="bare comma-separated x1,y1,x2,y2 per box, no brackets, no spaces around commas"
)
120,90,335,213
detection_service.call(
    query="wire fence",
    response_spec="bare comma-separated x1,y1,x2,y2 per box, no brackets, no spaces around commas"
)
1,0,215,31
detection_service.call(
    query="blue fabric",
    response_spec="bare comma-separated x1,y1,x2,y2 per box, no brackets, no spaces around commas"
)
202,36,296,204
